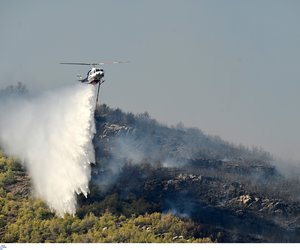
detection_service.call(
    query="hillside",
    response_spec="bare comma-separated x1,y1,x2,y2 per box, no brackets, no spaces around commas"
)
0,149,211,243
89,105,300,242
1,104,300,242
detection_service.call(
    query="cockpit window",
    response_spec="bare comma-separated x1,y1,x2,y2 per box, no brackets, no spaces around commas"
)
96,69,100,72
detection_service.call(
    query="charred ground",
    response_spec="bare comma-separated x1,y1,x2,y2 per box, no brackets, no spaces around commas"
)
78,104,300,242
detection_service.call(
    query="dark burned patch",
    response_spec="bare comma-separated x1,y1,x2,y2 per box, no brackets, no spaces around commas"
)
86,105,300,242
80,162,300,242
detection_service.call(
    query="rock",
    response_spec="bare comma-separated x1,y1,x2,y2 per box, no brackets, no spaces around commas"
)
274,201,286,211
238,195,253,205
100,123,133,139
274,209,283,215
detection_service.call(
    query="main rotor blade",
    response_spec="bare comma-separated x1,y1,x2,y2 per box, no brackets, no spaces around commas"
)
97,61,130,65
60,61,129,66
60,63,93,65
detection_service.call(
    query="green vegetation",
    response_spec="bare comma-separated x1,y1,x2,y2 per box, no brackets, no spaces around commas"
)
0,151,212,243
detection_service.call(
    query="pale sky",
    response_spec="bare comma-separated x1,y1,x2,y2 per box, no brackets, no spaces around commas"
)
1,0,300,161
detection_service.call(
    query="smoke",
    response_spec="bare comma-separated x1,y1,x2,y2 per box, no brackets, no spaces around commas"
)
0,83,96,216
273,157,300,179
163,196,196,219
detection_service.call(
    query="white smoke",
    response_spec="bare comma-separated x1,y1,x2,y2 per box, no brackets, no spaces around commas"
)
0,83,96,216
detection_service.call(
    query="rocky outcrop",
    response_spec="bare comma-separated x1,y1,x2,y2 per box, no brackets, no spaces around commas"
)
99,123,133,139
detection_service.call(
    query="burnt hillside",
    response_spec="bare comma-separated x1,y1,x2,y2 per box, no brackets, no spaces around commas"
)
78,104,300,242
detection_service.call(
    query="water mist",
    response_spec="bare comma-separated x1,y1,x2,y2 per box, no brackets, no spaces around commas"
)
0,84,96,216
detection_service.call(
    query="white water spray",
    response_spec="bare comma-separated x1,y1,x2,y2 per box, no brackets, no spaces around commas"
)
0,84,96,216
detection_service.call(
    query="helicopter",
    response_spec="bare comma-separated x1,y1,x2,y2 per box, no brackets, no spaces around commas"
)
60,61,129,105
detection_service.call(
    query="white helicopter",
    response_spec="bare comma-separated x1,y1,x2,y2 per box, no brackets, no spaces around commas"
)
60,61,129,104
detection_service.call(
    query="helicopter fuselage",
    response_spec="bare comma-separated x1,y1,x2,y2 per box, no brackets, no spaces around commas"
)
87,67,104,85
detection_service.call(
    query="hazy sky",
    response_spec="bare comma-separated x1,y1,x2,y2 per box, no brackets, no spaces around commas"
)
1,0,300,161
